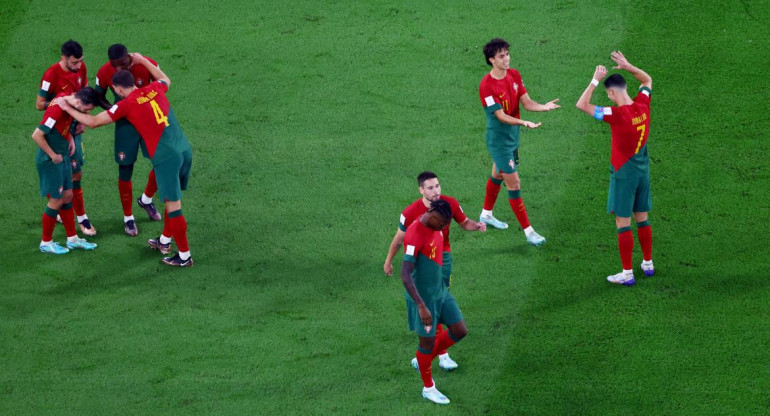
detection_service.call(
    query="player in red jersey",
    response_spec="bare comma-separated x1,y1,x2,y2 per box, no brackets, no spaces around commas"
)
384,171,485,370
95,44,162,236
576,51,654,285
36,40,96,236
60,53,194,267
477,38,560,246
33,88,99,254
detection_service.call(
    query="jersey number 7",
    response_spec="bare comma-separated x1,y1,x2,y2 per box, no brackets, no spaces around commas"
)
150,100,170,127
635,124,646,154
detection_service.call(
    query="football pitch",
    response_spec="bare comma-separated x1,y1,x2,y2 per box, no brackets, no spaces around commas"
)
1,1,769,414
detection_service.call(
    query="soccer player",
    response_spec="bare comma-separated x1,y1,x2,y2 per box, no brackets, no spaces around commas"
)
384,171,485,370
477,38,560,246
59,53,194,267
575,51,654,285
95,44,162,236
33,88,99,254
401,199,467,405
36,40,96,236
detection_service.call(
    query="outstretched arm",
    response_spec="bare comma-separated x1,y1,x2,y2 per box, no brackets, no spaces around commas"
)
611,51,652,89
58,99,114,129
576,65,607,116
520,94,560,112
494,110,541,129
130,53,171,88
459,218,486,232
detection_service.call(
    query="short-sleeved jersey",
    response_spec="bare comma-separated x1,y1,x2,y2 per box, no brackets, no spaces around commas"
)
36,95,74,155
38,62,88,101
601,87,652,178
95,56,159,102
106,81,183,160
403,220,445,303
479,69,528,128
398,195,467,253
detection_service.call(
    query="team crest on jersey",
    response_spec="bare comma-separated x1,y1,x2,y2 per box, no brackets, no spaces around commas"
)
513,82,518,93
118,152,126,161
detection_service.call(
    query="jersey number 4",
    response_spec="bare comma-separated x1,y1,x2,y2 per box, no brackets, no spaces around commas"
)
150,100,169,127
635,124,646,154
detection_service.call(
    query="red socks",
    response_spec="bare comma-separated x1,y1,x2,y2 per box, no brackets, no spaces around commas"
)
637,223,652,261
59,204,77,238
415,330,458,388
507,190,530,229
166,210,189,252
144,169,158,198
119,179,133,216
42,208,58,242
617,227,634,270
483,177,503,211
72,181,85,217
435,324,447,356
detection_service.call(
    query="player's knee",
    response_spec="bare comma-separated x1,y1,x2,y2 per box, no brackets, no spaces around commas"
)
72,171,82,181
62,190,73,204
118,164,134,181
48,198,63,209
449,323,467,341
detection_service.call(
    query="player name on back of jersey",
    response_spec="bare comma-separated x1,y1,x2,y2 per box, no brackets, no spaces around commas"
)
136,90,159,104
631,113,647,126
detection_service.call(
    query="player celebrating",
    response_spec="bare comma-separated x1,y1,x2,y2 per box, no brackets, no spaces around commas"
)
59,53,194,267
36,39,96,236
384,171,485,370
575,51,654,285
477,38,559,246
95,44,162,236
401,199,467,405
32,88,99,254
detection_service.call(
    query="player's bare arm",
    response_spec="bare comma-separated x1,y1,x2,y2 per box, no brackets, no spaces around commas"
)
576,65,607,115
493,109,541,129
401,262,432,326
520,93,560,112
384,229,406,276
459,218,487,232
59,99,114,129
31,128,63,164
35,96,50,111
611,51,652,89
130,53,170,87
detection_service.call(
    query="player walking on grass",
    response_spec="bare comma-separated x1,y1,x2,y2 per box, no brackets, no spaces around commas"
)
477,38,560,246
384,171,485,371
401,199,468,405
576,51,655,285
36,40,96,237
95,44,162,236
59,53,194,267
32,88,99,254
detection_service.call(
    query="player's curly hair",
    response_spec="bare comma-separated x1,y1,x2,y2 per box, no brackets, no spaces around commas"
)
108,44,128,61
483,38,509,66
429,199,452,221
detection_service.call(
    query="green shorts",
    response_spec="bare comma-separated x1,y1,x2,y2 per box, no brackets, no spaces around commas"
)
37,154,72,198
152,144,192,202
607,173,651,217
406,291,464,337
114,119,150,166
487,126,521,174
442,252,453,289
70,134,84,174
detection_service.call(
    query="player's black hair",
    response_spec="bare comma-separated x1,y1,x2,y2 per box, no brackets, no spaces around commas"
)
75,87,98,106
61,40,83,59
483,38,509,66
604,74,627,90
417,171,438,187
108,44,129,60
112,70,135,88
428,199,452,221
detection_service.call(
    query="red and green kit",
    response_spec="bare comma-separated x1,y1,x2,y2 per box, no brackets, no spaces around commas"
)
35,98,75,198
479,69,528,173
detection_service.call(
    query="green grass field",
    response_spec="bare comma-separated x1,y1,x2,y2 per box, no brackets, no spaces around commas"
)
1,1,769,414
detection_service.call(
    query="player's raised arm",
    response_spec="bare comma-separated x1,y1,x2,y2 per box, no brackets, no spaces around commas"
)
576,65,607,116
611,51,652,89
130,53,170,87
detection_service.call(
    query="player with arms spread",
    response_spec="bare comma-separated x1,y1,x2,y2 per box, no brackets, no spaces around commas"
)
32,88,99,254
384,171,485,370
36,39,96,236
401,199,468,405
60,53,195,267
576,51,655,285
477,38,560,246
95,44,162,236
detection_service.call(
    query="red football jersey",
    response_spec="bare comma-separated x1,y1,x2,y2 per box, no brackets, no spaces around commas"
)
403,220,444,267
38,62,88,99
38,94,74,140
95,55,158,92
602,90,651,172
398,195,467,253
106,81,170,158
479,68,528,118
